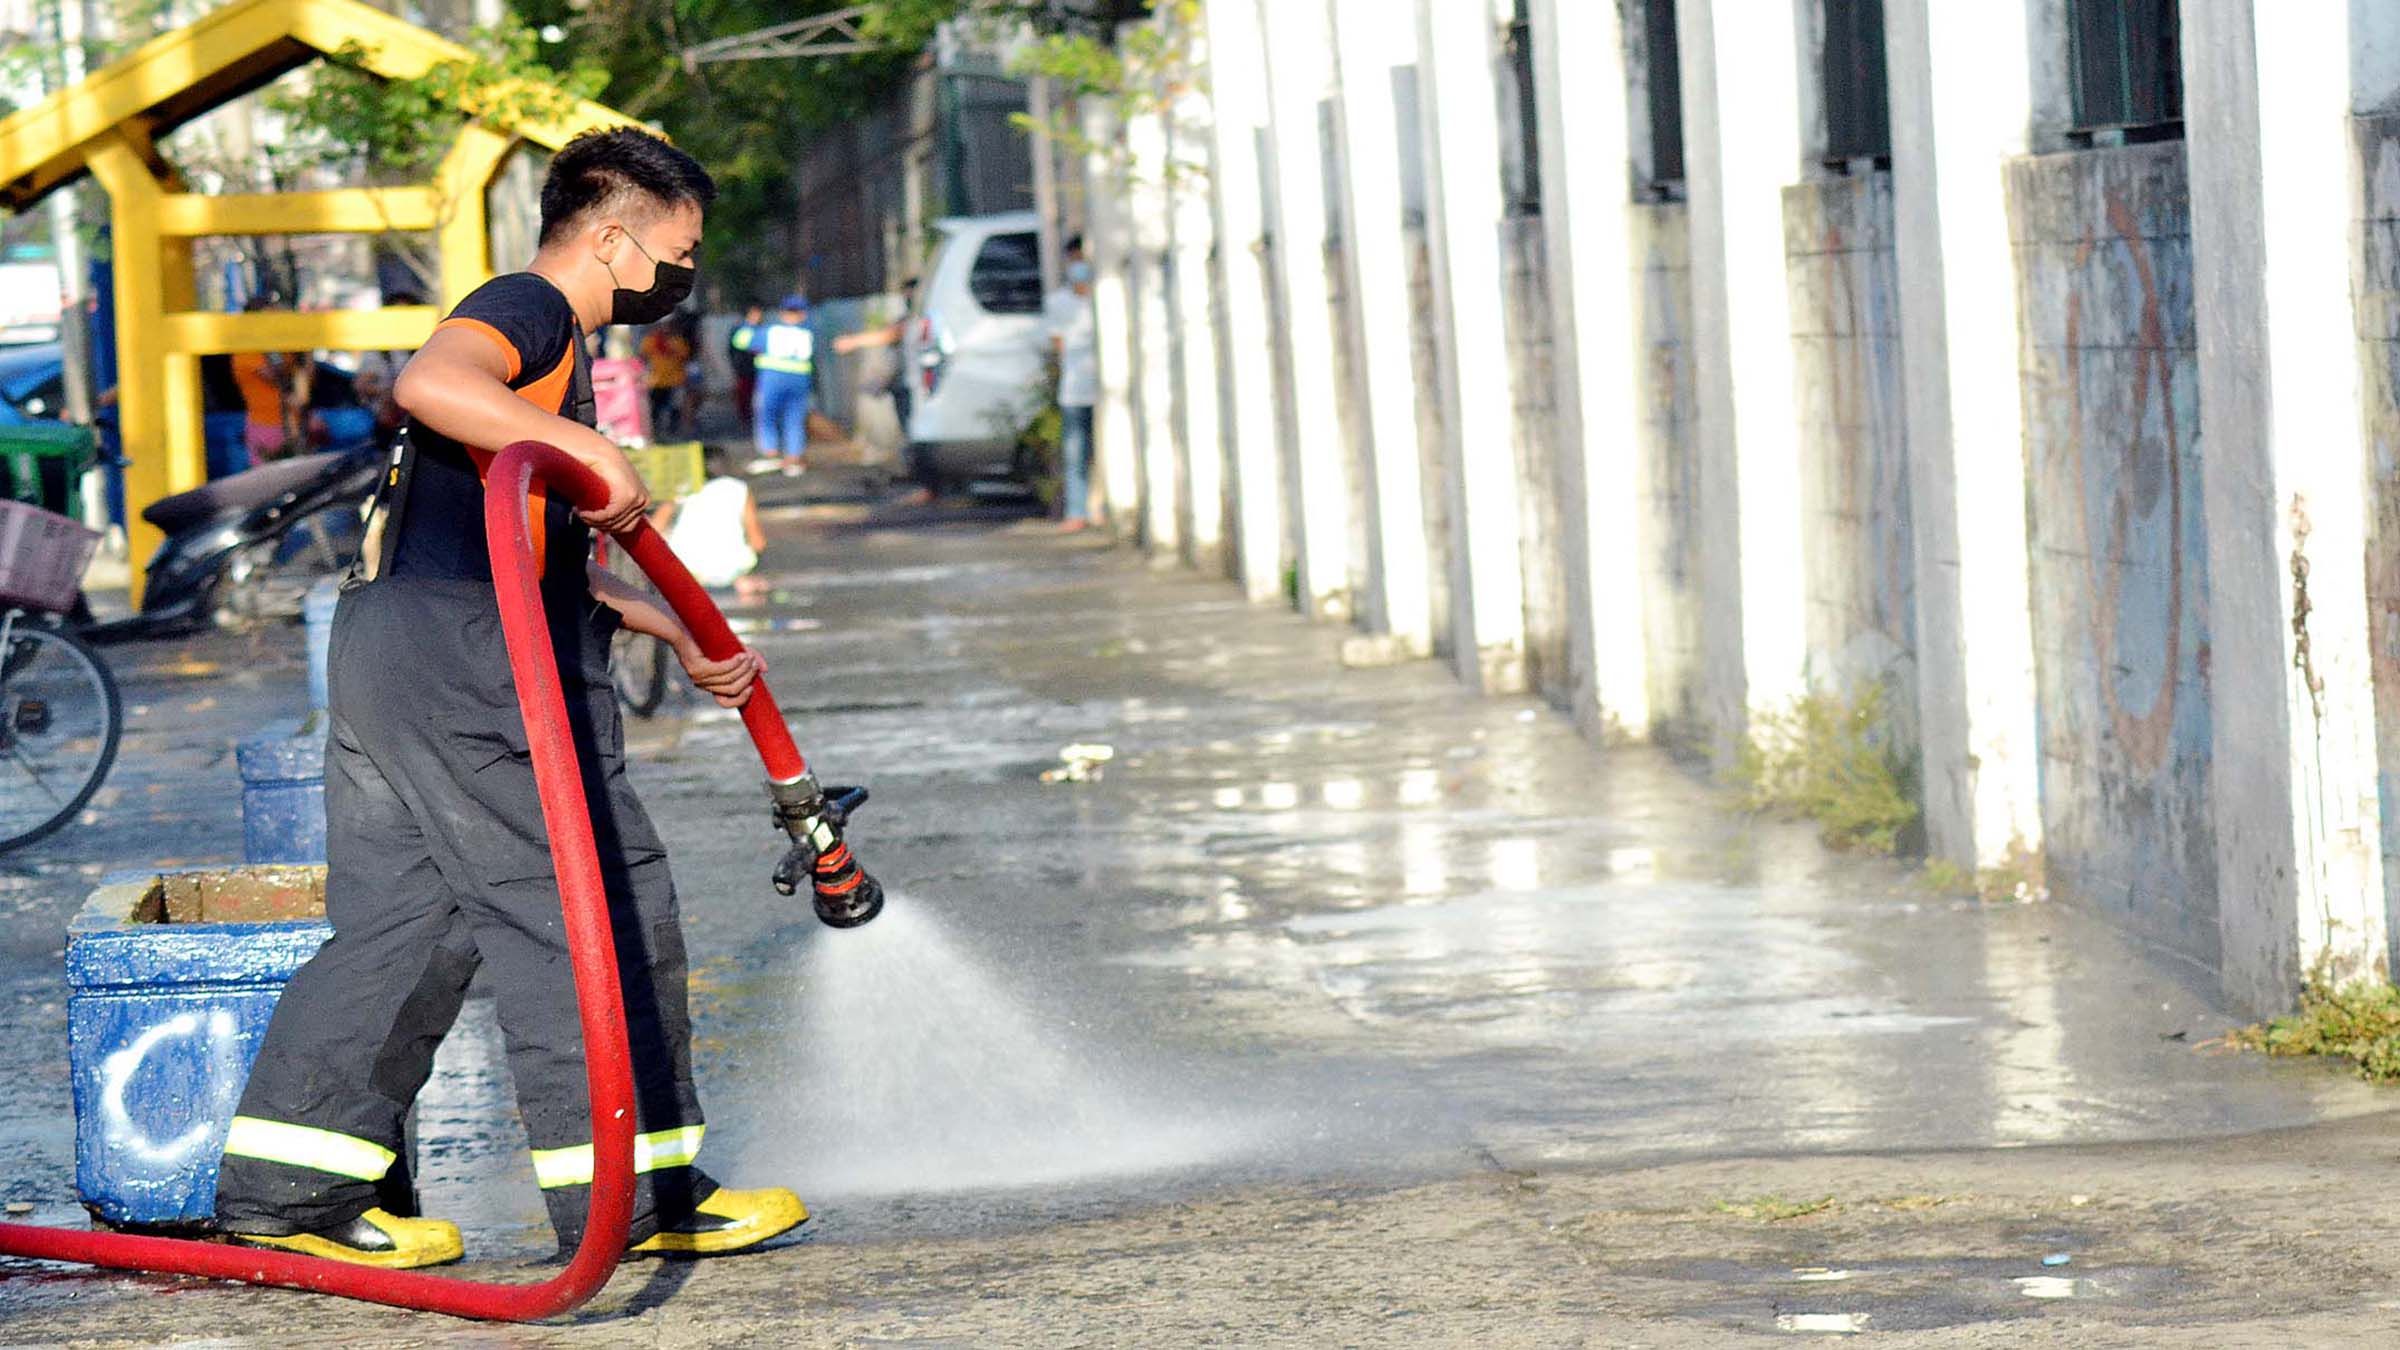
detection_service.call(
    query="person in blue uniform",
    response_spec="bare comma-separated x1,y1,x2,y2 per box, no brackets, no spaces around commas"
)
733,294,815,476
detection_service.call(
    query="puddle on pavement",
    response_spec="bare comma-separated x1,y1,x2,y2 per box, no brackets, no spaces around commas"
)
1146,881,1974,1048
726,616,823,635
1776,1311,1870,1333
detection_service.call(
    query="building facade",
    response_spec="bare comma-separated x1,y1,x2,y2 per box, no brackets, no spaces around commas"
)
1088,0,2400,1016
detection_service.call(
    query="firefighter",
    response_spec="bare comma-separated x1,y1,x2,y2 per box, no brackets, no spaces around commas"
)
212,127,802,1267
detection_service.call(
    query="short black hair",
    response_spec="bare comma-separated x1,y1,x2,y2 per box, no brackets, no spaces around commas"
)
539,127,717,246
1064,233,1085,254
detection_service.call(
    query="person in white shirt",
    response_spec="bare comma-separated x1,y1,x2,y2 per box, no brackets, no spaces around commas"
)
1043,236,1099,532
652,444,771,602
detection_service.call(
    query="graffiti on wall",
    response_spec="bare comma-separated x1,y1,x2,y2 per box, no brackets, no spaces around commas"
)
2352,115,2400,958
1503,217,1569,700
1632,203,1703,745
1781,173,1918,754
2008,143,2217,968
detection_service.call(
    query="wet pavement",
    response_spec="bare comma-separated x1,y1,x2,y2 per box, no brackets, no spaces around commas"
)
4,474,2400,1344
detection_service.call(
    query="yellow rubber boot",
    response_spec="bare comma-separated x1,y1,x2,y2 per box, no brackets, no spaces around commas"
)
229,1207,464,1269
629,1186,808,1256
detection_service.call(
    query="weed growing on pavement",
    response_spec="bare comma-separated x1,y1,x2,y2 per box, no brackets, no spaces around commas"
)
1734,682,1919,854
2231,959,2400,1081
1920,839,2049,903
1714,1195,1838,1222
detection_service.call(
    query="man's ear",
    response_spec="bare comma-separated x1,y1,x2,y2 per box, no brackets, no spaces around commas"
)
589,219,623,266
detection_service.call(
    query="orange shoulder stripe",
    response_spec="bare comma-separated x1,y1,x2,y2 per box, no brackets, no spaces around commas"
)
435,317,523,382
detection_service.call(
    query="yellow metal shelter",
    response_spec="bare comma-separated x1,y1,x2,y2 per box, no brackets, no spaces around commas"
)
0,0,640,599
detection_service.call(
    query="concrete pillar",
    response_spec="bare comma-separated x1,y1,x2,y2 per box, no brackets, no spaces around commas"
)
1885,1,2044,873
1168,73,1226,570
1413,0,1527,693
2183,3,2385,1013
1084,101,1142,535
1677,0,1808,755
1256,0,1353,618
1203,0,1286,603
1328,0,1435,656
1125,101,1182,557
1527,0,1648,737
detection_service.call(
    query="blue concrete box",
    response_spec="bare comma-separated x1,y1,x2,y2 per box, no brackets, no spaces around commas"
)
238,730,326,865
67,866,329,1230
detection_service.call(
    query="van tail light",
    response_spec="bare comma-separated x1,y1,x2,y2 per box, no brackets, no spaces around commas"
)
917,317,945,396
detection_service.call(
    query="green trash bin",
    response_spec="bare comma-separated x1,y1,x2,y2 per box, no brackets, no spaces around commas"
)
0,422,96,520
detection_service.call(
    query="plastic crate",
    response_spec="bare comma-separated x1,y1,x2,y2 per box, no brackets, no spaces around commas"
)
628,440,705,503
0,498,101,614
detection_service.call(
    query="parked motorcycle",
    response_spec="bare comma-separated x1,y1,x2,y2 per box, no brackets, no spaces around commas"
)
78,446,383,644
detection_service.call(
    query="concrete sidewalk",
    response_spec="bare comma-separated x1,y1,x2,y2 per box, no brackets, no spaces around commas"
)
1,480,2397,1344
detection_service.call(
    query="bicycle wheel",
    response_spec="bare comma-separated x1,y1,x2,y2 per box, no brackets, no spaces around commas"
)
0,619,122,852
612,628,671,718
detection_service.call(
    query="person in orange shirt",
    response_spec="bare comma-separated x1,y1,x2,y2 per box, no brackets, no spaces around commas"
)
640,320,693,438
230,348,284,466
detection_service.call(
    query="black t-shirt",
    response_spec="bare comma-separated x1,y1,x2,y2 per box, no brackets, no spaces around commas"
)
386,273,594,588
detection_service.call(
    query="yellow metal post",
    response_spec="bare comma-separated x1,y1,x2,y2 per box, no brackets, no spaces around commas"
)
436,125,512,308
85,131,168,604
161,229,204,512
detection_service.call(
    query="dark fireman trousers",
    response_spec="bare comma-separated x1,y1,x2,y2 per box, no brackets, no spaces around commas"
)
214,576,712,1248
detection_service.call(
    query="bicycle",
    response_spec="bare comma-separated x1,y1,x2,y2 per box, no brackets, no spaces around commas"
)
0,607,122,851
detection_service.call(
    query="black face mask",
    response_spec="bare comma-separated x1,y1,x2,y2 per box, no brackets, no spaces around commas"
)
607,232,696,326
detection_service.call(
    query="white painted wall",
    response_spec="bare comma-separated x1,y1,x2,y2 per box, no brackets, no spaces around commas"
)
1412,0,1528,693
2357,0,2400,114
1677,0,1809,757
1083,100,1141,537
1885,0,2044,874
1528,0,1649,738
1203,0,1287,603
1255,0,1354,619
1124,101,1182,556
1328,0,1435,656
2185,0,2387,1015
1167,74,1225,569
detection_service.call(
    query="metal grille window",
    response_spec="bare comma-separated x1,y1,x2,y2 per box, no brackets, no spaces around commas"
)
1821,0,1890,166
1644,0,1685,190
1503,0,1542,215
2067,0,2182,141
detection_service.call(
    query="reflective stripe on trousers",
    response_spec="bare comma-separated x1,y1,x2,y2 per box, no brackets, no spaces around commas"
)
529,1123,706,1189
221,1115,399,1182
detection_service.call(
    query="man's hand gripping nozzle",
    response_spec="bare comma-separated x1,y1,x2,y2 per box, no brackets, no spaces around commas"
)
768,775,884,928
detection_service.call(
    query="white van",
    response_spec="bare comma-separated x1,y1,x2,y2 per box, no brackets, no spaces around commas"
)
901,211,1048,484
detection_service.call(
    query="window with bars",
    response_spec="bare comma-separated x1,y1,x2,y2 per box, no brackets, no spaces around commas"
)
1821,0,1890,166
1503,0,1542,215
1643,0,1685,192
2067,0,2182,141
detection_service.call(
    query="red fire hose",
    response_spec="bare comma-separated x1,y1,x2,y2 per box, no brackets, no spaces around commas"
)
0,440,812,1320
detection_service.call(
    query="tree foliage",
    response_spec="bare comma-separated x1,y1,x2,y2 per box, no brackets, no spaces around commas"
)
506,0,921,303
268,18,607,185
